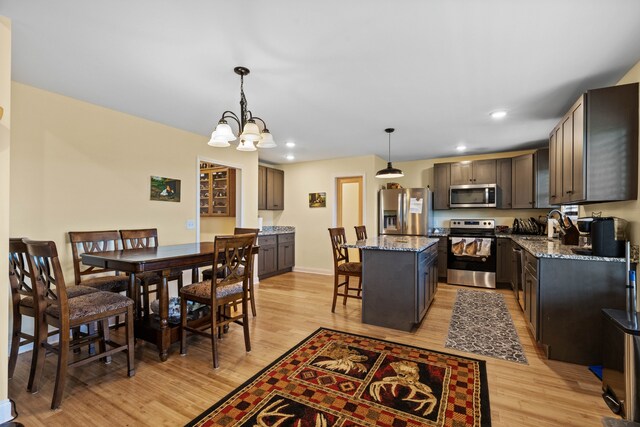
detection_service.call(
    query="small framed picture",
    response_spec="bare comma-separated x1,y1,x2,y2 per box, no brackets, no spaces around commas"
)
309,192,326,208
150,176,181,202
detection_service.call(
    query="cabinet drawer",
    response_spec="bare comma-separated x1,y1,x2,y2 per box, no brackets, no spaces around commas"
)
524,251,537,273
258,235,277,246
278,233,295,244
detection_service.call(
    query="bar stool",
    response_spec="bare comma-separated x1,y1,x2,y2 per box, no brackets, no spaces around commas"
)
328,227,362,312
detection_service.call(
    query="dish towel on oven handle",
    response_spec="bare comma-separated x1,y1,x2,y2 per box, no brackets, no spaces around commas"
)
450,237,492,257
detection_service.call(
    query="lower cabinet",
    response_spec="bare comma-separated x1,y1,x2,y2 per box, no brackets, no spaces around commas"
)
258,233,295,279
523,251,538,339
437,237,447,280
417,245,438,322
496,238,512,284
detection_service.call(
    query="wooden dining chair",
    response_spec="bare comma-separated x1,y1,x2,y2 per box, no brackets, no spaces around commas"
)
120,228,183,320
328,227,362,312
9,238,99,391
354,225,368,240
180,234,255,368
201,227,259,316
24,239,135,409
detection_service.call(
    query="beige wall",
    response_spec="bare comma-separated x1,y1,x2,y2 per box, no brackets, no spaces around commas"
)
580,60,640,247
200,216,236,241
0,15,11,422
9,83,259,278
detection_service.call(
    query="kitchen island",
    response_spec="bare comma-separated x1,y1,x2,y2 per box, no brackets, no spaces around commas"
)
344,235,440,331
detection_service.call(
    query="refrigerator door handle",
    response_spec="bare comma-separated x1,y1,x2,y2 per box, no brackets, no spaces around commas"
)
398,192,405,235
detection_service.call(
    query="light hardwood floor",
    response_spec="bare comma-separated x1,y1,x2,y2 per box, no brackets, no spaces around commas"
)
8,272,613,426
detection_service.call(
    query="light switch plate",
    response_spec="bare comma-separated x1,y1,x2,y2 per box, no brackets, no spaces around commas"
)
186,219,195,230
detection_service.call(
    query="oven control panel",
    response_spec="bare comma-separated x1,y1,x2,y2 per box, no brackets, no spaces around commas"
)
450,219,495,230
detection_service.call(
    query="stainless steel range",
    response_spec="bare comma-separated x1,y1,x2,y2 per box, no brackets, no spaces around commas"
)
447,219,496,288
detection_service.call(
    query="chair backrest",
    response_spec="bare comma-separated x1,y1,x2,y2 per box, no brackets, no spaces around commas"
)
234,227,259,244
24,239,70,323
9,238,35,303
328,227,350,268
212,234,255,295
69,230,122,285
354,225,368,241
120,229,159,250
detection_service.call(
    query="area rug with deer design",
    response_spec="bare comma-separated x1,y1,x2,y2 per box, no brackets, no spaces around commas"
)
187,328,491,427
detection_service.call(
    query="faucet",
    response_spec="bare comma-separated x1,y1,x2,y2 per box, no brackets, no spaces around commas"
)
547,209,566,237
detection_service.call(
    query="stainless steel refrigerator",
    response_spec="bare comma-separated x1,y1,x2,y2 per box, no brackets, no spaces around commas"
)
379,188,432,236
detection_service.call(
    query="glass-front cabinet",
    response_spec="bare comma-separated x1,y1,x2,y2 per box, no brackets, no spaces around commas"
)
200,165,236,217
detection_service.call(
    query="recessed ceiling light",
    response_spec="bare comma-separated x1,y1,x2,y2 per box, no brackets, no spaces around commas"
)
456,145,467,152
490,110,507,119
285,142,296,148
286,154,295,161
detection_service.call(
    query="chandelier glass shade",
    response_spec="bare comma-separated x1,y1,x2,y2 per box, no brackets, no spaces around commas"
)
207,67,276,151
375,128,404,178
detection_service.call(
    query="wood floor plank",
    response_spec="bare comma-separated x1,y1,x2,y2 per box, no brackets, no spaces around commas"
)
7,272,613,426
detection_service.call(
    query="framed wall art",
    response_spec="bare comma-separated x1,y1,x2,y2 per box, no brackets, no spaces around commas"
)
309,192,326,208
150,176,181,202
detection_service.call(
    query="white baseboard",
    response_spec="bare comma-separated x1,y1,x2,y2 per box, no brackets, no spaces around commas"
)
293,266,333,276
0,398,14,423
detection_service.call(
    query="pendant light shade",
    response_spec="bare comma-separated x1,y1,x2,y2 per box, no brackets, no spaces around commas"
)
376,128,404,178
236,138,257,151
256,129,276,148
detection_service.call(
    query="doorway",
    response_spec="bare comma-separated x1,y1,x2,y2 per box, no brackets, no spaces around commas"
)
336,176,364,254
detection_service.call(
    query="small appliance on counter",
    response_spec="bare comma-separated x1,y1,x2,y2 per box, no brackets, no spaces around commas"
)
592,217,628,257
577,217,594,249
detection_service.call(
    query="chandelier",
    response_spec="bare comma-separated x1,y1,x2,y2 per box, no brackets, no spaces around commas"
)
207,66,276,151
375,128,404,178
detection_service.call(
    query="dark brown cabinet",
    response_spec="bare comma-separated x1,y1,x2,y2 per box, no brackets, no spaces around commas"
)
511,154,534,208
534,148,552,209
450,159,496,185
199,167,236,217
259,166,285,210
496,238,512,284
549,83,638,205
523,251,538,339
437,237,447,280
433,163,450,210
258,233,295,279
496,158,512,209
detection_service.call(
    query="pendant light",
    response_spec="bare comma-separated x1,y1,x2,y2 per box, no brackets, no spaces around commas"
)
375,128,404,178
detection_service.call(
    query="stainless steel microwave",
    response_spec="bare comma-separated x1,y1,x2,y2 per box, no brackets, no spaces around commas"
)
449,184,497,208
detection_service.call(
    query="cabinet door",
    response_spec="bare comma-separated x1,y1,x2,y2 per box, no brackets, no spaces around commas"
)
472,159,497,184
561,113,573,203
450,162,473,185
417,252,429,322
258,166,267,210
535,148,551,208
496,238,510,283
511,154,534,208
496,158,512,209
433,163,451,210
437,237,447,280
549,129,560,205
277,238,295,270
267,168,284,210
199,170,212,216
570,99,585,202
258,245,277,277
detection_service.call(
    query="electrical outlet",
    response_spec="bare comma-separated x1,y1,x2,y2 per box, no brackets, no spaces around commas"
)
186,219,195,230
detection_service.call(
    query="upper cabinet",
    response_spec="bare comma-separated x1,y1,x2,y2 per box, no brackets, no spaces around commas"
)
433,163,451,210
496,158,512,209
512,154,535,208
259,166,285,210
450,159,496,185
549,83,638,205
200,167,236,217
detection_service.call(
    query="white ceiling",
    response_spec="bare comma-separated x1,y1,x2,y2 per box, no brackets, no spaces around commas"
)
3,0,640,164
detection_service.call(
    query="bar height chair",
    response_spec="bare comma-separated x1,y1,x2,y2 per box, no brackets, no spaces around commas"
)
180,234,255,368
120,228,184,320
25,239,135,409
328,227,362,312
201,227,259,317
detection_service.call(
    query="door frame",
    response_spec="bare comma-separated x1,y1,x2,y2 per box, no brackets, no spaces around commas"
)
196,156,245,243
332,173,366,228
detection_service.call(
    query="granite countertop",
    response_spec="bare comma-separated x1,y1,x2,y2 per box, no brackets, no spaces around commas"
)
343,235,439,252
499,233,626,263
258,226,295,236
429,227,449,237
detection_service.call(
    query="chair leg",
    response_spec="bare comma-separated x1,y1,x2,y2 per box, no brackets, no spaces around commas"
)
331,274,339,313
248,276,257,317
28,314,48,393
180,295,188,356
357,275,362,297
126,306,135,377
51,327,70,410
142,283,150,319
8,309,22,379
212,303,219,369
343,276,349,305
242,297,251,353
98,319,112,364
177,275,183,293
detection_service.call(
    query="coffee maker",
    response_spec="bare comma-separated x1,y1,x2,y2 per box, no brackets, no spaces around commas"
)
576,217,594,249
591,217,628,257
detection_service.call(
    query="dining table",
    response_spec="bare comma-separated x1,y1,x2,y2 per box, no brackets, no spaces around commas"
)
81,242,258,361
